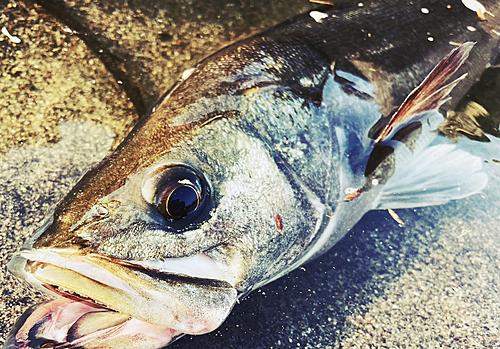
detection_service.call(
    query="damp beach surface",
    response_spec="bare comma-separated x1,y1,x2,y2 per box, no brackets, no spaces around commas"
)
1,1,500,348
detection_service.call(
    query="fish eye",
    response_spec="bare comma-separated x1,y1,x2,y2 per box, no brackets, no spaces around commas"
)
144,165,210,223
156,178,201,220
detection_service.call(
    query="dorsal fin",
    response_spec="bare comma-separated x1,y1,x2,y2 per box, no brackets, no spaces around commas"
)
374,42,475,143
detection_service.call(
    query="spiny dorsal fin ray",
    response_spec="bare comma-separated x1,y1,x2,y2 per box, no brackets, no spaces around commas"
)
375,42,475,143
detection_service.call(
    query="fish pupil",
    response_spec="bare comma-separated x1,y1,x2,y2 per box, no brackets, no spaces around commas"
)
151,164,210,224
166,185,200,218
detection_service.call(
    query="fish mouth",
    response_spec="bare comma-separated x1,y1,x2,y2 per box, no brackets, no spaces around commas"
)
6,250,238,349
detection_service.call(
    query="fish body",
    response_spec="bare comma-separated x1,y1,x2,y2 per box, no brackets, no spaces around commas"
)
5,1,500,348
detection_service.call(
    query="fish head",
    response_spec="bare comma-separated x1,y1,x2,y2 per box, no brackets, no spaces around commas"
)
7,103,324,347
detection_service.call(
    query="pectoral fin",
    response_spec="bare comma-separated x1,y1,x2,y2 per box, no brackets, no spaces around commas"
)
375,143,487,210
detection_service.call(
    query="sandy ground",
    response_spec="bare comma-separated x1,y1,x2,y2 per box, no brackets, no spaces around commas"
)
1,1,500,348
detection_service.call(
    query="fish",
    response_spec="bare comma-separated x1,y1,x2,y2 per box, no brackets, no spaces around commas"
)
5,0,500,348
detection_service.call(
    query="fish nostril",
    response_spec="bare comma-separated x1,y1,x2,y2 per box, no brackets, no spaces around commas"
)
96,206,109,217
107,200,121,209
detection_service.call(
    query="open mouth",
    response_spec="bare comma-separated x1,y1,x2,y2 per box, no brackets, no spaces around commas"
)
5,297,181,349
6,250,238,349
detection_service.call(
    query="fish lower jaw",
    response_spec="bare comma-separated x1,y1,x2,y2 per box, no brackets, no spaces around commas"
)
7,250,238,348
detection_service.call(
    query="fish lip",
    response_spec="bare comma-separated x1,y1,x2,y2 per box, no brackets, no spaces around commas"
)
41,282,115,310
14,249,235,290
11,250,140,296
115,259,234,289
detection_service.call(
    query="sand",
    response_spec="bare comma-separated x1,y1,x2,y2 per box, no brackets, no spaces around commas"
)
1,1,500,348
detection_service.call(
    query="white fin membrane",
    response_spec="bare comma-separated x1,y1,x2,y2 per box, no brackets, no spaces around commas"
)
375,143,487,209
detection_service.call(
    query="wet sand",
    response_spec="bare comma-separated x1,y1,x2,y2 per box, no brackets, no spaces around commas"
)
1,1,500,348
